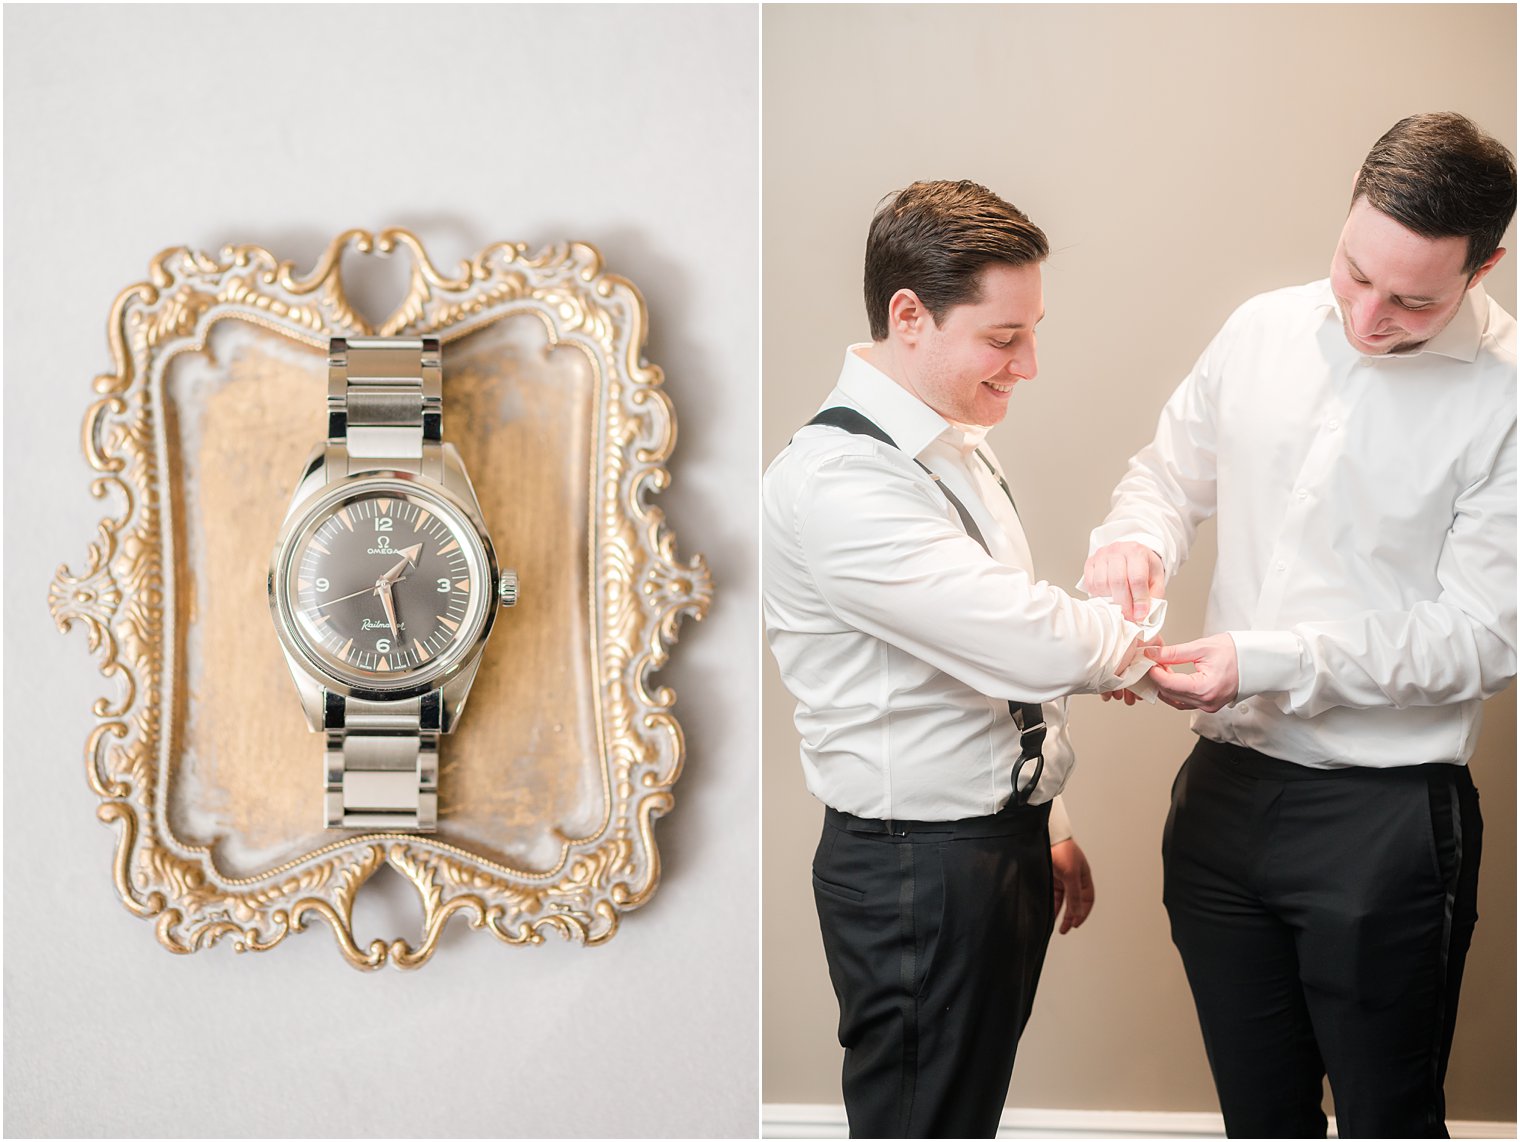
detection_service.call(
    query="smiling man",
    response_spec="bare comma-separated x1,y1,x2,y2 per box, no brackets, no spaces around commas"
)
763,181,1156,1137
1083,114,1516,1137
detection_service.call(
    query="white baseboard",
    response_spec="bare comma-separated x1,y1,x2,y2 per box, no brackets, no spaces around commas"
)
761,1102,1517,1139
763,1104,1220,1138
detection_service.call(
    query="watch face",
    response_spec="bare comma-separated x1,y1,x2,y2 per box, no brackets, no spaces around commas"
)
275,482,494,691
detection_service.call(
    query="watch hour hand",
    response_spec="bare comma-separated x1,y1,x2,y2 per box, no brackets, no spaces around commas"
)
377,544,424,587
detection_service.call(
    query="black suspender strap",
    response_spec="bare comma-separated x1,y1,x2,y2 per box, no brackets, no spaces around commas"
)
804,406,1046,806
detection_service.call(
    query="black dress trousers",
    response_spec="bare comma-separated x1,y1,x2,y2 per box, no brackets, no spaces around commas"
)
1163,736,1482,1139
812,799,1053,1139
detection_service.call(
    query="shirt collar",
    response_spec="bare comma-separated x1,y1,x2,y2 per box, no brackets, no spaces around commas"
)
1313,276,1486,364
946,419,991,456
833,344,952,459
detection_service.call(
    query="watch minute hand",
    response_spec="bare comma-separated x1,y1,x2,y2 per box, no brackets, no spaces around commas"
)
377,578,400,642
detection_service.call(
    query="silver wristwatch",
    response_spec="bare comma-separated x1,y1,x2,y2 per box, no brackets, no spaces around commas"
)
268,336,517,832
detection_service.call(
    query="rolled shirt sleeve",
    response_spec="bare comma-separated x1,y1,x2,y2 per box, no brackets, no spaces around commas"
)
1047,794,1073,845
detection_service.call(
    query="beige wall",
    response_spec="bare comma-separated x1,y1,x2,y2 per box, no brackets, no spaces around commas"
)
762,4,1516,1120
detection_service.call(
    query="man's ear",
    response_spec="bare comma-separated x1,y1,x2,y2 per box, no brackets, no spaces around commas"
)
887,288,928,346
1467,246,1506,291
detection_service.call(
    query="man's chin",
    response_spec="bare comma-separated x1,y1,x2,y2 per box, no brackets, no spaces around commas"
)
1342,321,1420,356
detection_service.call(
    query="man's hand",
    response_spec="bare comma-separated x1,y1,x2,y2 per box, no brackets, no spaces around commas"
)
1147,635,1240,713
1050,838,1095,934
1084,541,1166,622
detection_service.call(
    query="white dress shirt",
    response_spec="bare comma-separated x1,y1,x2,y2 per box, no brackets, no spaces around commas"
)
765,347,1151,828
1090,278,1517,768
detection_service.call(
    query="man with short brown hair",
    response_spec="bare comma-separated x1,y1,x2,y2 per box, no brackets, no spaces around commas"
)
764,181,1157,1136
1085,113,1516,1137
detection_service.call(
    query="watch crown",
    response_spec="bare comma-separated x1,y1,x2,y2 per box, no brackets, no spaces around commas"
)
497,570,519,608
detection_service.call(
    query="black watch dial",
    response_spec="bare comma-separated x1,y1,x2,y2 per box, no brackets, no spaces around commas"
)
283,489,489,686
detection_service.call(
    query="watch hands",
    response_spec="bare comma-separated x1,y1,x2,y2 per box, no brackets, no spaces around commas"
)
373,545,420,641
378,545,423,586
316,583,392,611
377,578,401,642
313,547,422,610
372,545,421,641
316,575,412,608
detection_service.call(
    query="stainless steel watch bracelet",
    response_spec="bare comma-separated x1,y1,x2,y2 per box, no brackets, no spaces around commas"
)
328,335,444,480
324,336,442,831
324,694,439,832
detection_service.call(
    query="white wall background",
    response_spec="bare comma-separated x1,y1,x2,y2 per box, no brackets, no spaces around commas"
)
761,2,1516,1124
4,5,758,1137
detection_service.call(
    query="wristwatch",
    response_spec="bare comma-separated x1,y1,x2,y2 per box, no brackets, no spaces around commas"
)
268,336,517,832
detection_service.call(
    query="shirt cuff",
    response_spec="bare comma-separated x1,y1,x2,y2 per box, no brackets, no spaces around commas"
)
1047,794,1072,845
1110,598,1167,691
1231,629,1307,699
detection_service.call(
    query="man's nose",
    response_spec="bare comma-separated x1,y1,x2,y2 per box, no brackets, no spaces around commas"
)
1354,294,1392,335
1008,343,1038,383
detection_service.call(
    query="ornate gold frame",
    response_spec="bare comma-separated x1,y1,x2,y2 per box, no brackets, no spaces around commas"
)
49,230,712,969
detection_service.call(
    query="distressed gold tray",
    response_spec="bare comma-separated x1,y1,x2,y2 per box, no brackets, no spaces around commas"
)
49,230,712,969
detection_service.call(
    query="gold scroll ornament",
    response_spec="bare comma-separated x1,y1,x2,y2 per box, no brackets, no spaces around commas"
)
49,230,713,969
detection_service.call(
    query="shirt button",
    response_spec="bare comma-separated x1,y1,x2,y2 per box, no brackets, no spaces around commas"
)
1297,489,1308,501
1276,561,1287,572
1327,418,1340,430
